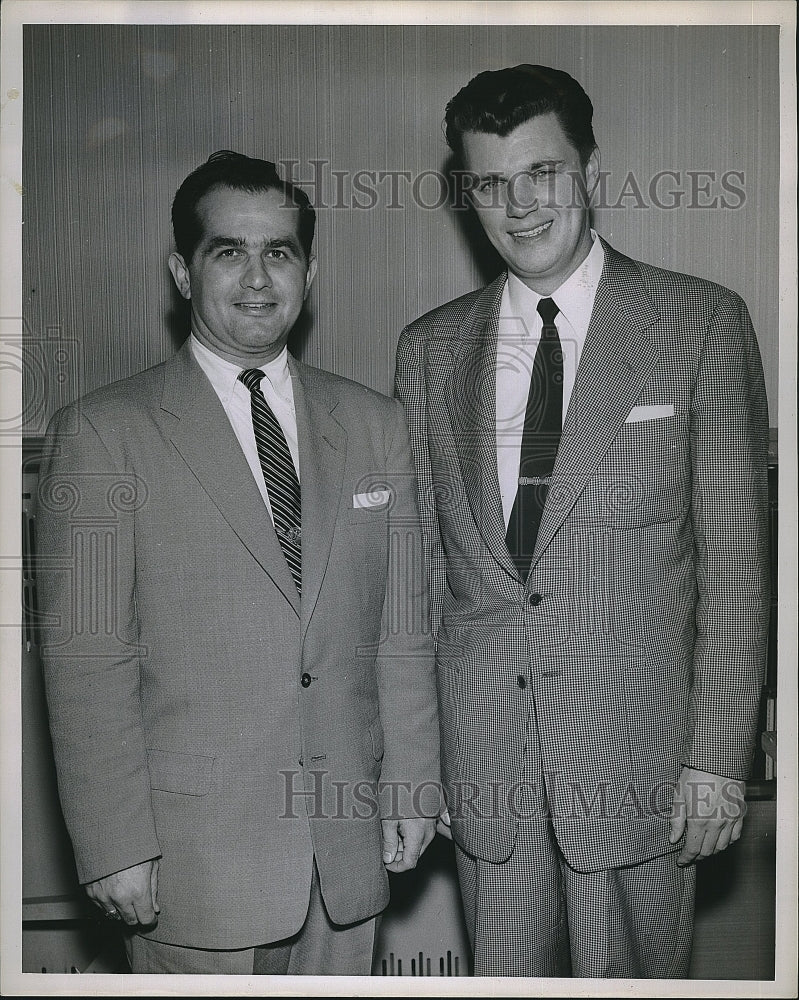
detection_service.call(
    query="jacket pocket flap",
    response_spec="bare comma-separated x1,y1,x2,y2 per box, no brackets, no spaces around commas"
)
147,749,215,796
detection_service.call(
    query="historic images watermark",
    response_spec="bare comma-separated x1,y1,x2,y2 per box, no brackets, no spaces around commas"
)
276,160,747,213
278,771,747,823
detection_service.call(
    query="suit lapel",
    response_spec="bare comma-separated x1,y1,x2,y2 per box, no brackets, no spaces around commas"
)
531,242,661,566
289,357,347,639
445,275,518,576
163,342,300,614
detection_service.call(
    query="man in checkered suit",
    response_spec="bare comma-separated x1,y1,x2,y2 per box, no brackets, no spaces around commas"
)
394,65,770,977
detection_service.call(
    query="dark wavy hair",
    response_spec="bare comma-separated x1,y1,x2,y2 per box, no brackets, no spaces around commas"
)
171,151,316,263
445,64,596,166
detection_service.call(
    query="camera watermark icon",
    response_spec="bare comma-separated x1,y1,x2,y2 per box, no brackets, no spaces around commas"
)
1,318,81,438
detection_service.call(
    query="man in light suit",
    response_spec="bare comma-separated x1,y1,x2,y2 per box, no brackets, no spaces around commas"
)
395,66,770,977
37,151,440,975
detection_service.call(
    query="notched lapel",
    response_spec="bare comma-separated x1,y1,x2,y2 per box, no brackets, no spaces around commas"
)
445,277,517,576
289,359,346,636
532,249,661,565
163,344,300,614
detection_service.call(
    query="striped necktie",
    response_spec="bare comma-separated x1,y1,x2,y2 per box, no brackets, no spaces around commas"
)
238,368,302,594
505,297,563,579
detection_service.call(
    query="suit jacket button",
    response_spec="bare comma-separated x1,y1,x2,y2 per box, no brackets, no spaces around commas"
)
528,593,543,607
301,672,312,688
517,674,527,689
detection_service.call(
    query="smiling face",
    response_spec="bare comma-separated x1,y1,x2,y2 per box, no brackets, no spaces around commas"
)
463,112,600,295
168,185,317,366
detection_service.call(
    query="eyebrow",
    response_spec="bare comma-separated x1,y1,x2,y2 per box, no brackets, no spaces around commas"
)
476,159,564,181
203,235,303,255
527,158,563,171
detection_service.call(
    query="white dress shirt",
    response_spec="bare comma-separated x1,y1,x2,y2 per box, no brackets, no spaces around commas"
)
190,334,300,525
496,233,605,527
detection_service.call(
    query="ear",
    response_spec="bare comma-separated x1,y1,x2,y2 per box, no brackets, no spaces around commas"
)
303,253,318,300
168,252,192,300
584,147,601,204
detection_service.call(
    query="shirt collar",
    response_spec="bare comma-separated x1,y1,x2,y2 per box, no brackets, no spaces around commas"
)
189,333,291,405
502,230,605,336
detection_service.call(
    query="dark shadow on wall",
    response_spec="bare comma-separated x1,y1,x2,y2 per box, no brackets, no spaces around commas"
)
373,835,472,977
288,305,314,361
688,795,776,980
166,284,191,352
442,152,505,288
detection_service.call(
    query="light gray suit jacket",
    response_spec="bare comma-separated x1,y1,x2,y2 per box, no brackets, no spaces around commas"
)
395,239,770,872
37,341,440,949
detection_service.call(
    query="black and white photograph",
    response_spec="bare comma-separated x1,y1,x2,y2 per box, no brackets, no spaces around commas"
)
0,1,796,995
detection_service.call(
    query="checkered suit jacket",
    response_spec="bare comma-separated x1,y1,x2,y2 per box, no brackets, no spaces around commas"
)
395,239,770,872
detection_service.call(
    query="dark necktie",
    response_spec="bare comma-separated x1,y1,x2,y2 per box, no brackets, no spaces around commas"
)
505,297,563,579
238,368,302,594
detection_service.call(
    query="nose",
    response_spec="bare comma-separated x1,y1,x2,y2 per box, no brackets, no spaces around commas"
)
505,172,539,219
241,255,273,290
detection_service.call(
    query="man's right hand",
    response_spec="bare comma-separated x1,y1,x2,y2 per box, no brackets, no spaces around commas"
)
84,858,161,927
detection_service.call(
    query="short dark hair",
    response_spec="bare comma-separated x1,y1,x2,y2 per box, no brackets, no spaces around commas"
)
171,150,316,263
444,64,596,166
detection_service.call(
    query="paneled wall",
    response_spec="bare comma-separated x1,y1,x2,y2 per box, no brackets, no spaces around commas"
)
22,23,779,428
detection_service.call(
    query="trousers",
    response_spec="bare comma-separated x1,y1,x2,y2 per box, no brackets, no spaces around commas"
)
453,699,696,977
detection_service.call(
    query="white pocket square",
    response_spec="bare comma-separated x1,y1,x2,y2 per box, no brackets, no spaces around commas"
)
625,404,675,423
352,488,392,509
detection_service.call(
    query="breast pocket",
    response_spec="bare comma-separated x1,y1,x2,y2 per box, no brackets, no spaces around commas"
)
147,749,215,796
595,412,690,528
343,483,394,526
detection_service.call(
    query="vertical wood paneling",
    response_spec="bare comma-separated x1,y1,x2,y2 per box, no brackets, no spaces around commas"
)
22,24,779,430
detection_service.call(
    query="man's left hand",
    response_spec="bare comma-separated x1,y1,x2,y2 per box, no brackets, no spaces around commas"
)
381,818,436,873
668,766,747,866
